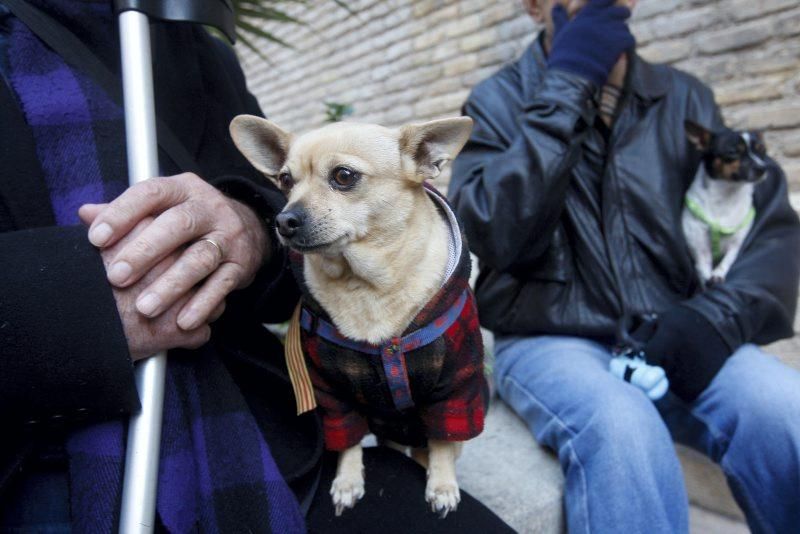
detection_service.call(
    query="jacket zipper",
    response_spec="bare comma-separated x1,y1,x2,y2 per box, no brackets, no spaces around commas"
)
601,91,651,329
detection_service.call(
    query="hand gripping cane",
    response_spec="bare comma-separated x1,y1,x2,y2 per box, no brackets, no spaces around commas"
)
114,2,235,532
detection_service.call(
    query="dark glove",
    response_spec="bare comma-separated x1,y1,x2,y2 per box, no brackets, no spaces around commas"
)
633,307,732,403
546,0,636,89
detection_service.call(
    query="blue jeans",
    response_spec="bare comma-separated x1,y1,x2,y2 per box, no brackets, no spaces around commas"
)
494,336,800,534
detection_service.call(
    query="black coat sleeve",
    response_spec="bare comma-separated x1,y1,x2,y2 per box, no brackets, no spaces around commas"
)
448,70,596,273
0,225,140,426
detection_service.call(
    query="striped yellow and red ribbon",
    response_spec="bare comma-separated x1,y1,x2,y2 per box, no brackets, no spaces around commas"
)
285,303,317,414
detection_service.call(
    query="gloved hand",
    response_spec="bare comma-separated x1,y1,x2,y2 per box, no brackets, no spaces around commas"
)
636,306,732,403
609,354,669,400
547,0,636,88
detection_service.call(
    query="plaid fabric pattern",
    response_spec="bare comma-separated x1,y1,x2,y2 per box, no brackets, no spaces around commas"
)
7,5,304,532
299,289,472,413
66,354,305,534
7,2,127,226
293,187,487,451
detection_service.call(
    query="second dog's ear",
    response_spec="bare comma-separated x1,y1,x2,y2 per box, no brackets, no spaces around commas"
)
399,117,474,182
685,120,712,151
230,115,293,177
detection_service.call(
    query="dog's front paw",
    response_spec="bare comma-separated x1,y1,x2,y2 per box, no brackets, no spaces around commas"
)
330,472,365,516
425,479,460,518
707,274,725,287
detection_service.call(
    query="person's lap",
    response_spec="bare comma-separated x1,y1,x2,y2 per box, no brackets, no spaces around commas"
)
494,334,800,533
494,335,687,532
0,447,512,533
307,447,514,534
658,343,800,531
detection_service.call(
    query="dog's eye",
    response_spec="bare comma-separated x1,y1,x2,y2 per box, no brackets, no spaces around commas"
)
278,172,293,191
330,167,359,190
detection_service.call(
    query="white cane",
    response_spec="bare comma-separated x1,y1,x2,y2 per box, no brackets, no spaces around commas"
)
116,9,165,533
115,2,236,531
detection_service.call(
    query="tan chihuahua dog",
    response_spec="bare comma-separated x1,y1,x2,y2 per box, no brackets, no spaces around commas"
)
230,115,486,517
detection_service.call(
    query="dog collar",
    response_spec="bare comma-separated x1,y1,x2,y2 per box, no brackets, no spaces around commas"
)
685,195,756,264
425,182,462,285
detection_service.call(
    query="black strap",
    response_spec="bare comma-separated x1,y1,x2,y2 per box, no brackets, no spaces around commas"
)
298,459,322,515
0,72,55,228
0,0,200,175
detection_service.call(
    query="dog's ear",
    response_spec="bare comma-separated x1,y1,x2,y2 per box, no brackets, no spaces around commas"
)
684,120,712,151
398,117,474,182
230,114,293,177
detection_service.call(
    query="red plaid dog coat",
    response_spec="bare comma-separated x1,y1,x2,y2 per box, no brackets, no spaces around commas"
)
292,186,487,451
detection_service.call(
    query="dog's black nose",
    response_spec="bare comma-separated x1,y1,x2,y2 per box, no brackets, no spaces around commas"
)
276,209,304,238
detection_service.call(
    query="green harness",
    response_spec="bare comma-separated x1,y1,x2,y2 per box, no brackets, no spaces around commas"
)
685,195,756,265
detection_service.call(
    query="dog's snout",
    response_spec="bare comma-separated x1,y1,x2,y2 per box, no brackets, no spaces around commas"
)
276,209,305,238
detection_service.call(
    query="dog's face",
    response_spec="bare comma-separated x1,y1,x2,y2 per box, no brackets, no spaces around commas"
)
230,116,473,254
685,120,769,184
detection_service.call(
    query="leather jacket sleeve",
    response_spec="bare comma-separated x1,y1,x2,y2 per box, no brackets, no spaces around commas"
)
449,70,596,274
682,163,800,350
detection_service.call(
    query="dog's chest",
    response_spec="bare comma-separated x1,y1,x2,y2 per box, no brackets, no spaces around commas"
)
683,171,755,254
305,269,444,343
686,176,754,227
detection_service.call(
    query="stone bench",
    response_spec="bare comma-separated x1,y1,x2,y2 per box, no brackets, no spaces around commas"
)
456,336,799,533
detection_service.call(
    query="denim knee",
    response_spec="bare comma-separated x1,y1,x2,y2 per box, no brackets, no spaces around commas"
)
697,344,800,455
576,386,674,455
493,335,609,392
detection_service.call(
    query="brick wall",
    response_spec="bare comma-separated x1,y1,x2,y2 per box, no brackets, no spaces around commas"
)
239,0,800,203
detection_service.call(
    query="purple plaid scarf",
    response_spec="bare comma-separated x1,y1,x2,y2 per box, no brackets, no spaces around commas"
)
7,3,305,532
7,1,126,225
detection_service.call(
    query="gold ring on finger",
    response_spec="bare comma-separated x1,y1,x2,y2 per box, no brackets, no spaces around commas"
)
198,237,224,263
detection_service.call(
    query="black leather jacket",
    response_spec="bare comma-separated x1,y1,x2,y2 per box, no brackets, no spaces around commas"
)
449,37,800,350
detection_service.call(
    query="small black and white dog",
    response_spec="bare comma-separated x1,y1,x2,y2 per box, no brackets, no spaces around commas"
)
682,120,769,286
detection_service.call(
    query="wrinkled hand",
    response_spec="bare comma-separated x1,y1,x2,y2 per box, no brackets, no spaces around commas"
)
90,218,222,361
79,172,269,335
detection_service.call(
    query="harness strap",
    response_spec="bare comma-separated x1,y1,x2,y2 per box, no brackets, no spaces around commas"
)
293,290,469,412
685,195,756,263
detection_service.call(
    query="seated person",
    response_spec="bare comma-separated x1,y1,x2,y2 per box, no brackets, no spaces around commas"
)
0,2,512,532
448,0,800,532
